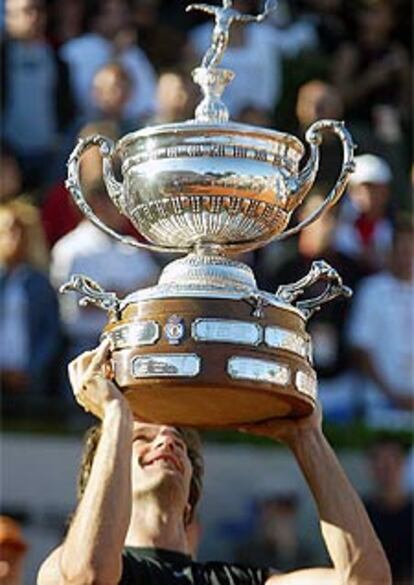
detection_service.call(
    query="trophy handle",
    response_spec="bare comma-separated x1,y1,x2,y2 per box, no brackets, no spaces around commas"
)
66,135,185,254
276,119,356,241
60,274,121,315
276,260,352,318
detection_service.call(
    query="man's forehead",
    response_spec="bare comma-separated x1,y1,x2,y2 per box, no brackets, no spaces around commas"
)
132,421,182,436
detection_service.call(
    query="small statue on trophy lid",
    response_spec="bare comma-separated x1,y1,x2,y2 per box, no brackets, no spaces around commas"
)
187,0,278,122
187,0,278,69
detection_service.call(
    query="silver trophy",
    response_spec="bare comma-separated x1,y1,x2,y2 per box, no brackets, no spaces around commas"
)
62,0,355,426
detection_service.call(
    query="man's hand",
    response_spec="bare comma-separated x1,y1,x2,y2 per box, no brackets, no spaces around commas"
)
238,402,323,448
68,339,130,420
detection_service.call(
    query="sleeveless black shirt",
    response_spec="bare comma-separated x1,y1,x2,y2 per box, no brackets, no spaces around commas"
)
121,547,271,584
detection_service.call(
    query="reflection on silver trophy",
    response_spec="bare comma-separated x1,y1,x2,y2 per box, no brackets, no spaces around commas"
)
61,0,355,427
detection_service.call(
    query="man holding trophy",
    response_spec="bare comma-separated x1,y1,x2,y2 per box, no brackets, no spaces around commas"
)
39,1,390,583
38,340,390,584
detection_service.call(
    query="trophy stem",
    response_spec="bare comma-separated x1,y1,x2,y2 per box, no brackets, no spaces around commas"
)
193,242,227,256
192,67,234,123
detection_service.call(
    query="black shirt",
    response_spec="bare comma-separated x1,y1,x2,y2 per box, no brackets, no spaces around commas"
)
121,547,271,584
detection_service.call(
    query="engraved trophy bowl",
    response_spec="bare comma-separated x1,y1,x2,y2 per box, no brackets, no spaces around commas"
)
67,118,355,255
61,0,356,426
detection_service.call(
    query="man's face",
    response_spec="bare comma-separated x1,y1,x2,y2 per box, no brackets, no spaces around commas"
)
92,68,131,117
130,423,193,510
0,210,25,266
6,0,46,40
349,182,389,216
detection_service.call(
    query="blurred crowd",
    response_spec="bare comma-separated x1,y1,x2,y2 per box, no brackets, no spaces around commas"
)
0,0,412,432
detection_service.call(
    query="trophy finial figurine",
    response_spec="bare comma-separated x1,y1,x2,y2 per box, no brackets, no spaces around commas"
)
186,0,278,69
187,0,278,122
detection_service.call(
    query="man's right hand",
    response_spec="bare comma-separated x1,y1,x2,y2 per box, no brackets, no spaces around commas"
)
68,339,130,420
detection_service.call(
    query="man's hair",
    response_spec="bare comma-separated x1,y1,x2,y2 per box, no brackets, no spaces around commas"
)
77,424,204,521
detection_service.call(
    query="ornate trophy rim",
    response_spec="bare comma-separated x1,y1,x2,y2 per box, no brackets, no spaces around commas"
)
116,120,305,157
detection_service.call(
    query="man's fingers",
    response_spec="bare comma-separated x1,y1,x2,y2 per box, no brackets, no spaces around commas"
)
86,339,111,375
68,342,110,400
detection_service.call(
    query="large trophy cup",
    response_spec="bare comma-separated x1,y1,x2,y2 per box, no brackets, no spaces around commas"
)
62,0,355,427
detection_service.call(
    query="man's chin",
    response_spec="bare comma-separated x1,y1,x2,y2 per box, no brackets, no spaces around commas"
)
133,467,183,498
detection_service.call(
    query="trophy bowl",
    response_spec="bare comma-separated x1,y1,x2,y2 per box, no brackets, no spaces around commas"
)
115,122,305,248
67,118,354,255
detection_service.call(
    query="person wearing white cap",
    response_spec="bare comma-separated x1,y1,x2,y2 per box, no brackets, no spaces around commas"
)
334,153,393,272
347,216,414,429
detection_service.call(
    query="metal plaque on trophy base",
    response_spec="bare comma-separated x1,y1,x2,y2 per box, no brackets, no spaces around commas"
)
61,0,355,426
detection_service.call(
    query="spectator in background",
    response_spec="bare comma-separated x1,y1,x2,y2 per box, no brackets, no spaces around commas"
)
149,68,199,125
295,79,345,193
1,0,75,190
40,179,82,250
52,61,138,185
235,492,312,572
91,62,138,134
259,192,366,422
41,122,118,250
0,516,28,585
347,216,414,429
131,0,188,70
47,0,85,49
364,438,413,585
331,0,411,205
0,146,23,203
334,154,393,273
41,81,137,248
332,0,410,145
298,0,347,53
0,199,61,396
60,0,156,124
50,128,160,387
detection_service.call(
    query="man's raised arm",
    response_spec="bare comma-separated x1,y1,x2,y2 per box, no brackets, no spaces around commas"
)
240,406,391,585
38,341,133,585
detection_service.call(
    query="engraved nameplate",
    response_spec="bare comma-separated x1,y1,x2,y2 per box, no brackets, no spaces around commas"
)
295,370,317,398
265,326,308,358
106,321,160,349
132,354,200,378
192,319,262,345
227,357,290,386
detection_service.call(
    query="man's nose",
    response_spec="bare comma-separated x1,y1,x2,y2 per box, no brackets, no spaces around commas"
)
155,429,177,450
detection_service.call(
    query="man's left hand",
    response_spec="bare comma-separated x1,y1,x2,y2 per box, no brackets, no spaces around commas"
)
237,402,323,447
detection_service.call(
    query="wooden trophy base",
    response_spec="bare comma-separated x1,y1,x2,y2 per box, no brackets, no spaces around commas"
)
104,296,317,428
